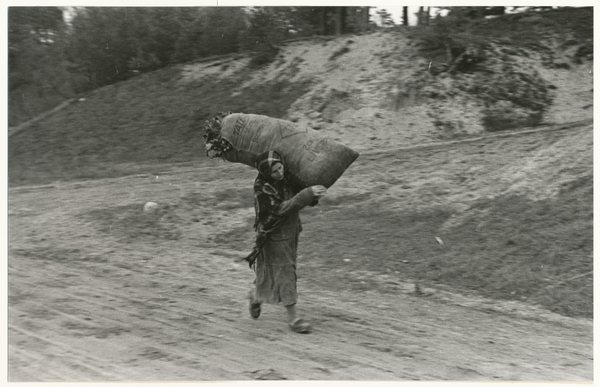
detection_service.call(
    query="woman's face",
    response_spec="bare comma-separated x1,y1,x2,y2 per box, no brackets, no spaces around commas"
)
270,162,284,181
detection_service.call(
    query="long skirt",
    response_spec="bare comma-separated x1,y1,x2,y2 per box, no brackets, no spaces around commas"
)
254,223,300,306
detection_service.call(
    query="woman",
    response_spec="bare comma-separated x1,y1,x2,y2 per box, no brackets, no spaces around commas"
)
247,150,326,333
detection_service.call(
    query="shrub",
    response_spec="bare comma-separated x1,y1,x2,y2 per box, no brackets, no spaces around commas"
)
329,46,350,61
481,101,542,132
469,66,552,131
411,15,488,66
248,44,280,68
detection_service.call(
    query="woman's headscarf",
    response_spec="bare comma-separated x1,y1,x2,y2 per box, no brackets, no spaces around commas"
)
253,150,290,231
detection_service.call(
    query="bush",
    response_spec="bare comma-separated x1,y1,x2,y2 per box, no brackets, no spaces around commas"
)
468,66,552,131
248,45,280,67
411,15,488,65
329,46,351,61
481,101,542,132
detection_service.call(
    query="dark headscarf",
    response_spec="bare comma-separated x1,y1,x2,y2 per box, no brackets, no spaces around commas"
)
256,150,284,180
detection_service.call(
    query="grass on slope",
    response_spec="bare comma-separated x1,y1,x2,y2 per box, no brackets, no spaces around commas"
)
296,175,592,318
8,65,312,187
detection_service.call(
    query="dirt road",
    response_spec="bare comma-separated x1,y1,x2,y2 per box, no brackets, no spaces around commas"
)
8,123,593,381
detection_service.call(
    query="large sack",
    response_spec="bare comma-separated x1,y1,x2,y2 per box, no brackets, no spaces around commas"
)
219,113,359,188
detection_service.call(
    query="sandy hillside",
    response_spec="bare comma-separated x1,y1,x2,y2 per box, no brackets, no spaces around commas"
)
181,30,593,153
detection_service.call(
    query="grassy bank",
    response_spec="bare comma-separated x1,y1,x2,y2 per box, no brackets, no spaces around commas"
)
298,177,592,318
8,65,311,186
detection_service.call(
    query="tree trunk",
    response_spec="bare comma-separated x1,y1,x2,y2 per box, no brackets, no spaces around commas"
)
403,7,408,26
319,8,326,35
335,7,343,35
361,6,370,31
341,7,347,34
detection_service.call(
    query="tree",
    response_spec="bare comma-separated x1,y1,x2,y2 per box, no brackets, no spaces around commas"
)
360,7,371,31
64,7,248,90
343,6,371,33
334,7,345,35
290,7,370,36
134,8,185,67
172,8,209,62
403,7,408,26
444,6,506,19
195,7,247,56
8,7,72,125
65,8,134,89
417,7,432,26
243,8,285,48
9,7,65,91
376,8,395,27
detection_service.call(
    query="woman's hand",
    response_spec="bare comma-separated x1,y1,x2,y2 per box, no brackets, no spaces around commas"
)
311,185,327,199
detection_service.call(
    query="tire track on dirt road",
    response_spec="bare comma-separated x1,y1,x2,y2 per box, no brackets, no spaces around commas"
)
10,325,146,381
9,243,427,380
9,235,592,381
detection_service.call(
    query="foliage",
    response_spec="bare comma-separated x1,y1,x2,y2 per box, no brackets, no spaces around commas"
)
480,102,541,132
474,68,553,131
65,8,139,89
8,7,74,126
410,13,486,63
193,7,247,57
202,112,234,158
64,7,247,90
242,8,286,67
409,7,574,131
443,6,506,19
8,6,374,125
64,6,372,87
241,7,370,66
290,7,371,36
8,6,590,129
329,46,350,61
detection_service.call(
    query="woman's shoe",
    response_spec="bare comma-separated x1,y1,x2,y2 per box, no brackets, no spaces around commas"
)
248,292,261,319
288,318,312,333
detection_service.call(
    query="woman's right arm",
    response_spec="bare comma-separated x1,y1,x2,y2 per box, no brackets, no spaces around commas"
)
271,186,326,217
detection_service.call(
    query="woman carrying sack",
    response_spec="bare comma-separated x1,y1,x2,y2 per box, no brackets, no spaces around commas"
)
246,150,326,333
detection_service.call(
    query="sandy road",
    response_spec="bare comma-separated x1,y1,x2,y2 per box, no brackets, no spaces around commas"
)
8,123,593,382
8,238,593,381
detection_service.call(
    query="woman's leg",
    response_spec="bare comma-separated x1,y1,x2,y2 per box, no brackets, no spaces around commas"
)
285,303,298,323
286,303,312,333
248,282,261,319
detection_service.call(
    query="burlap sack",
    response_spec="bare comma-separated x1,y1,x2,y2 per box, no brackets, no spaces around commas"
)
219,113,359,188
